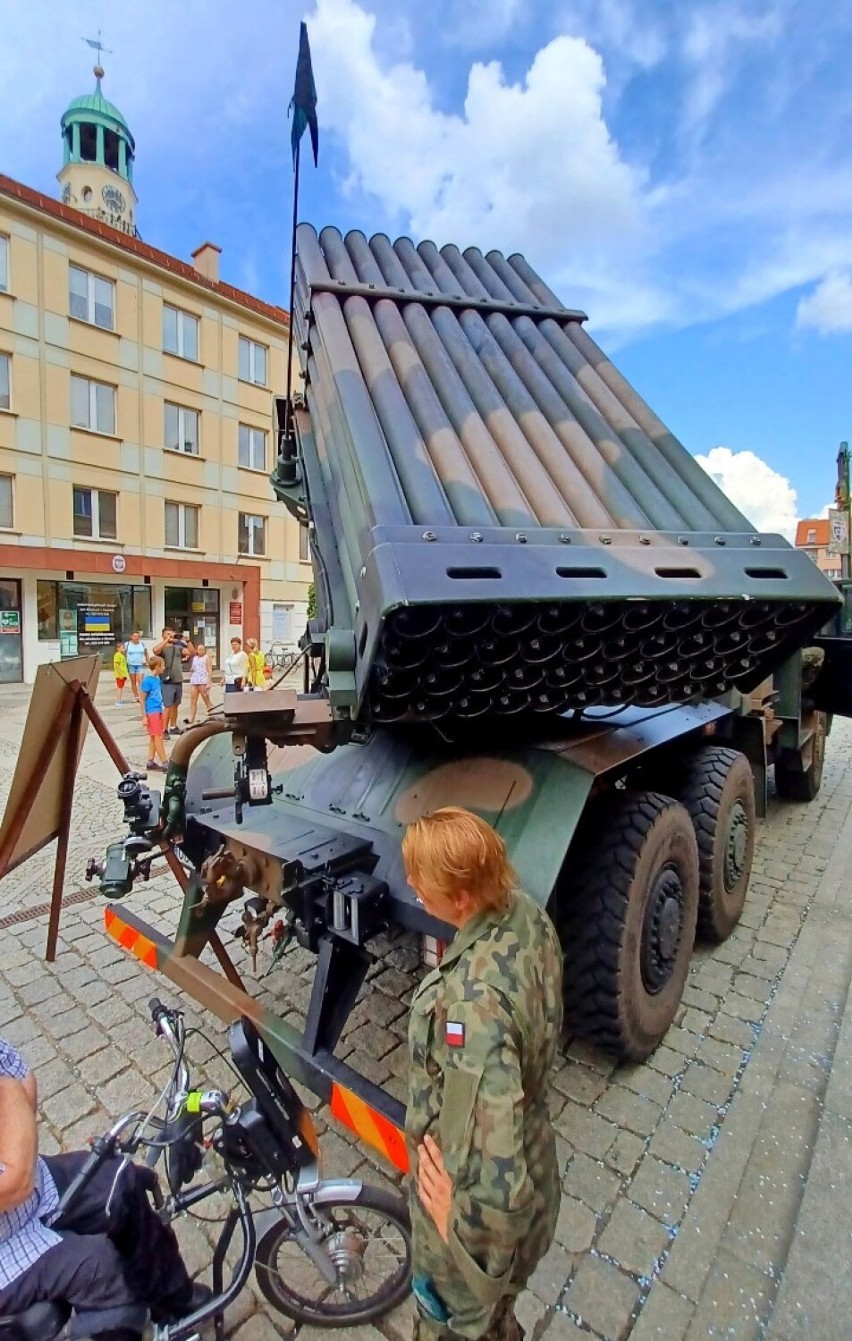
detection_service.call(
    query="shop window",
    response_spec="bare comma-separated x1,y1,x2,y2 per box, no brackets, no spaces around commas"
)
165,402,200,455
238,336,267,386
73,485,117,540
238,511,266,557
39,580,150,664
69,264,115,330
238,423,265,471
0,353,9,411
165,500,199,549
37,580,58,639
71,374,116,435
0,475,12,529
0,235,8,292
298,526,309,562
163,304,199,361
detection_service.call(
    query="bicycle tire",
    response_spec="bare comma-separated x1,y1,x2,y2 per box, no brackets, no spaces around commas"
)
254,1184,412,1327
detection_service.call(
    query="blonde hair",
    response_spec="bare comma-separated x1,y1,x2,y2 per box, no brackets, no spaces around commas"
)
148,655,166,674
402,806,515,914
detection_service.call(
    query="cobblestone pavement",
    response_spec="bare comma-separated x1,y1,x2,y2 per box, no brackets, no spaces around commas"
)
1,677,851,1341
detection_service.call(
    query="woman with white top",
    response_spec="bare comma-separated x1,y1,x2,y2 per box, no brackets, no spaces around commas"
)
186,642,214,721
224,637,250,693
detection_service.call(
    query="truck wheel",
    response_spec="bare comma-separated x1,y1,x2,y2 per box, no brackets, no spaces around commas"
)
775,712,826,802
559,791,699,1060
674,746,755,943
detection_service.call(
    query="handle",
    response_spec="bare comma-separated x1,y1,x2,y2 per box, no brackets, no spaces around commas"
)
55,1136,113,1218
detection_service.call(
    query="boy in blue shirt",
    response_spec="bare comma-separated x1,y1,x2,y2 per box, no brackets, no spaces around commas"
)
140,655,168,772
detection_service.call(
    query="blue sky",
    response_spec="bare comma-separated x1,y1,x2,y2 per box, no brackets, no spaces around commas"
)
2,0,851,535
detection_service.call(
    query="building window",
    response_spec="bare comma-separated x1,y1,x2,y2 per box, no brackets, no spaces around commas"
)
165,501,199,549
238,423,266,471
38,579,152,664
165,402,200,455
69,264,115,330
299,526,309,561
163,304,199,361
73,486,117,540
71,374,116,435
238,512,266,557
807,529,816,544
0,354,9,411
0,236,8,293
0,475,12,529
238,337,267,386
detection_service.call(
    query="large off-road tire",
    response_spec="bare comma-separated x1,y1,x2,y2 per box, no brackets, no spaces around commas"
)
775,711,827,803
255,1185,412,1327
673,746,755,943
558,791,699,1060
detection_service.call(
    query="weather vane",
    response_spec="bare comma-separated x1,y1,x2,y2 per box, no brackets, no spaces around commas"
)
82,30,112,67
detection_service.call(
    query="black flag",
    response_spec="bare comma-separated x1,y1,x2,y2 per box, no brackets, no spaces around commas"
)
290,22,318,166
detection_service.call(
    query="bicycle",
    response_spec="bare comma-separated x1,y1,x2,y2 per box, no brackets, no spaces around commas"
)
1,999,412,1341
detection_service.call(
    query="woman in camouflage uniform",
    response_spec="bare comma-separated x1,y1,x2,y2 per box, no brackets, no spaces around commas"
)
403,807,563,1341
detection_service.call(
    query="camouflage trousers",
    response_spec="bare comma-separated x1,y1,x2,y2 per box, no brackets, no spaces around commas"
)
413,1295,524,1341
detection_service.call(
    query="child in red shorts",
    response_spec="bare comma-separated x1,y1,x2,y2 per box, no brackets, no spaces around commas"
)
140,655,168,772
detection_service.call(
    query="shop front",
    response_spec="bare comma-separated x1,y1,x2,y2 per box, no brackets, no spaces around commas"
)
0,578,23,683
164,587,221,665
38,579,153,665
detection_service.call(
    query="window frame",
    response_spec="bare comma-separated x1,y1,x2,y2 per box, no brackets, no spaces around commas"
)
238,422,266,471
0,474,13,529
0,352,10,412
0,235,8,294
238,511,266,557
72,485,118,541
164,401,201,456
298,526,310,562
69,264,115,331
163,303,200,362
70,374,116,436
238,336,268,387
165,500,200,550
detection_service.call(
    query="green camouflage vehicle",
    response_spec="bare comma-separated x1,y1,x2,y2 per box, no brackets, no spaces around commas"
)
96,226,846,1169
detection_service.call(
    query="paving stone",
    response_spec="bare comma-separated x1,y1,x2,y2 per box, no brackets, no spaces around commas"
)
561,1256,641,1341
40,1081,97,1129
554,1195,597,1253
725,991,767,1024
631,1283,695,1341
668,1091,718,1141
710,1011,756,1049
598,1199,671,1278
648,1122,708,1175
662,1027,702,1059
681,985,721,1014
685,1247,775,1340
605,1129,646,1178
696,1035,745,1075
554,1102,619,1160
647,1045,687,1079
679,1006,713,1035
562,1038,618,1076
551,1062,609,1106
563,1152,622,1213
538,1312,587,1340
615,1063,675,1107
513,1292,550,1338
595,1086,663,1138
628,1156,692,1226
680,1061,734,1107
527,1241,573,1306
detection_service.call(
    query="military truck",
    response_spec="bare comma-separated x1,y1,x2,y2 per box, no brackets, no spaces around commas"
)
95,226,846,1169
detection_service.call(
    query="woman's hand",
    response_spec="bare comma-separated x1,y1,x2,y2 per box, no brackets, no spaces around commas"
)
418,1133,453,1242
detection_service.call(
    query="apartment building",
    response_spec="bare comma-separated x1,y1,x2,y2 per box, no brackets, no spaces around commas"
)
794,519,842,581
0,66,310,682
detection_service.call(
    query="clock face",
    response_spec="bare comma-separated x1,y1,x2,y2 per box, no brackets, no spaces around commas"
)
102,184,126,214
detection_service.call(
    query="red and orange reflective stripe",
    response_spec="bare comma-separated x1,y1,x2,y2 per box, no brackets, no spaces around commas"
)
104,907,157,968
330,1082,409,1173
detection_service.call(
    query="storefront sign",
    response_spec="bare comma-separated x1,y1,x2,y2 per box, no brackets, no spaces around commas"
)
77,603,114,649
229,601,243,624
111,554,127,573
192,601,205,613
0,610,20,634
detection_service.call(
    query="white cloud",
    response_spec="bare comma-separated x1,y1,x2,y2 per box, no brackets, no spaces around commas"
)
680,3,783,134
694,447,799,540
796,272,852,335
309,0,648,317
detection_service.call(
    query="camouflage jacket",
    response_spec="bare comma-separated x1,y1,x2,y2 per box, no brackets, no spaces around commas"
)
406,889,563,1338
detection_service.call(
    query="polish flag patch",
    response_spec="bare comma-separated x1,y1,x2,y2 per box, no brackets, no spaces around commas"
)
446,1021,465,1048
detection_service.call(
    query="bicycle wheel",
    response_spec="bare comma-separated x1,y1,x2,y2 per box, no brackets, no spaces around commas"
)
254,1184,412,1326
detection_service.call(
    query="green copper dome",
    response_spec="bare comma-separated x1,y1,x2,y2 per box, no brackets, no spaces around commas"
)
60,68,135,181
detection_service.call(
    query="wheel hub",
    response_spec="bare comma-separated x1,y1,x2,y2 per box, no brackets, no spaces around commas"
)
724,802,749,891
641,863,685,994
327,1227,367,1285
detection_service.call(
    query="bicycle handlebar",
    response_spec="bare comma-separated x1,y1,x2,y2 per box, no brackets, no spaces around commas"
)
54,1135,116,1219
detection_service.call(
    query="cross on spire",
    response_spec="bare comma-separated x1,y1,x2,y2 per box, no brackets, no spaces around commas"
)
82,30,112,67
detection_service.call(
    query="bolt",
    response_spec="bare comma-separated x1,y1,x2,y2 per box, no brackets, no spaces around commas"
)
599,535,612,545
678,536,689,546
470,532,483,543
639,535,651,545
423,530,437,541
715,536,726,546
749,536,762,546
516,532,528,543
